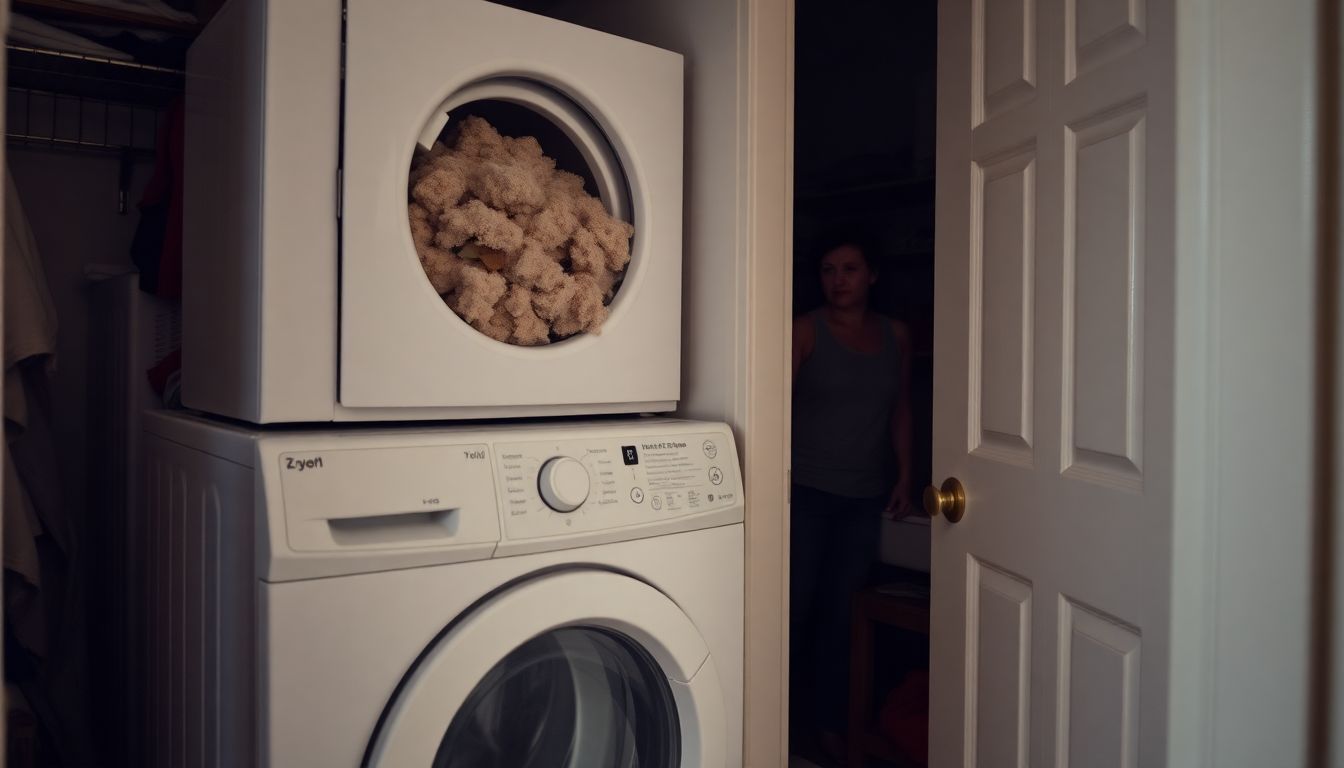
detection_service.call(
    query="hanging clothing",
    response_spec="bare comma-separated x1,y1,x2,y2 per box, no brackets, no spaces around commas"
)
3,167,61,643
4,169,94,767
131,96,184,298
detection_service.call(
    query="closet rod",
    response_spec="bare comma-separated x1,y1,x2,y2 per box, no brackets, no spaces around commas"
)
7,44,184,76
6,132,153,156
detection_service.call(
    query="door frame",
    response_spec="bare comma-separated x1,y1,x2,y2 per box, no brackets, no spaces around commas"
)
740,0,793,765
1168,0,1321,764
739,0,1326,765
1328,0,1344,761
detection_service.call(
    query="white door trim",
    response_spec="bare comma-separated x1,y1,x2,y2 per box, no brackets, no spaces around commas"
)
1170,1,1319,765
1329,0,1344,760
739,0,793,765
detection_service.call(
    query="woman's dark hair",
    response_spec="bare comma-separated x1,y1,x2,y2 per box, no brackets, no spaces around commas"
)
814,229,879,271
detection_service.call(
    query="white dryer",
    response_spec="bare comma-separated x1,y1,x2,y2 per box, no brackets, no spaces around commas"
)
184,0,683,423
137,412,742,767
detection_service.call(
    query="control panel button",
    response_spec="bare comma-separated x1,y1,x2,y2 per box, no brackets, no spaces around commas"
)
630,487,645,503
538,457,590,513
703,440,718,459
709,467,724,485
651,495,663,511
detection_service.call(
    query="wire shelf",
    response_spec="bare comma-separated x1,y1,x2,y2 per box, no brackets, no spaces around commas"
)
7,84,162,157
5,44,181,157
8,43,182,104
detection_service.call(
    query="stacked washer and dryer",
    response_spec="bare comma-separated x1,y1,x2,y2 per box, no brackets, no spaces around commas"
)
137,1,744,766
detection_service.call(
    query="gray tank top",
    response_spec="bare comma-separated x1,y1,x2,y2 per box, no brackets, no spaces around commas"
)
791,311,901,498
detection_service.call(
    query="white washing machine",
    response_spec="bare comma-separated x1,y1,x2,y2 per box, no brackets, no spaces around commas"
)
137,411,742,767
183,0,683,423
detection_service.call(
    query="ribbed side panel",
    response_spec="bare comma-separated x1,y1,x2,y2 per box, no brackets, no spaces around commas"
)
86,273,180,766
138,433,254,768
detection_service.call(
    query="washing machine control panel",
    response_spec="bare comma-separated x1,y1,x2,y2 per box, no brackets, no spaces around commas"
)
495,431,741,543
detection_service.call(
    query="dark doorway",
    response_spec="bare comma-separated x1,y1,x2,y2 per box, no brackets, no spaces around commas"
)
790,1,936,766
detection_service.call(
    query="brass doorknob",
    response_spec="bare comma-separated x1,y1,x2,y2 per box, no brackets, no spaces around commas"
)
923,477,967,523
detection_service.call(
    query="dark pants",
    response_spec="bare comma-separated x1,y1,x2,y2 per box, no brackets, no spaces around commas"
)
789,483,883,735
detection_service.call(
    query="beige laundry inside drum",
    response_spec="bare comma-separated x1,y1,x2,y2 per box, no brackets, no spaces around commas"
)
406,78,637,347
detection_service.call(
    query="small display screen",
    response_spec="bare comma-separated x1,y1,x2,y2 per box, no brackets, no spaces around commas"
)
621,446,639,465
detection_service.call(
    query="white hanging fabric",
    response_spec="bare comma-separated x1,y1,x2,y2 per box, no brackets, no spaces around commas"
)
3,168,95,767
3,166,59,625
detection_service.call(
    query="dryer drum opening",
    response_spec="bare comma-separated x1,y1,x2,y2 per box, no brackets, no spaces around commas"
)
407,77,637,347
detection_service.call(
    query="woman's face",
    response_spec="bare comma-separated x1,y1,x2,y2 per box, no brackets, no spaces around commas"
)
819,244,875,309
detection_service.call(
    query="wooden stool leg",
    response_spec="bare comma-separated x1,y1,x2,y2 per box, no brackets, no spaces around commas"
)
848,594,873,768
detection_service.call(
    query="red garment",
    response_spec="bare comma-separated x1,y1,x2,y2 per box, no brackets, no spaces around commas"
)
878,669,929,766
138,97,185,298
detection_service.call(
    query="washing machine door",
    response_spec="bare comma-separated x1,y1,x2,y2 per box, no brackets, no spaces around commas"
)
364,570,726,767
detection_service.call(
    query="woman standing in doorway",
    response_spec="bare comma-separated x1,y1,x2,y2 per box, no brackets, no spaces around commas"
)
790,234,915,760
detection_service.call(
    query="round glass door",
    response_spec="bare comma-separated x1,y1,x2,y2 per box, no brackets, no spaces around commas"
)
434,627,679,767
365,570,726,767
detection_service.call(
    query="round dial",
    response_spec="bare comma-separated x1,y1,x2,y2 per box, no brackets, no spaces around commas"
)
537,456,590,513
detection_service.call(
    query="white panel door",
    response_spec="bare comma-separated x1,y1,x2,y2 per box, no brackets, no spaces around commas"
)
930,0,1173,765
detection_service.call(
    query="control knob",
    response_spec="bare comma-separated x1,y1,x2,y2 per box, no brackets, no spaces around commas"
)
537,456,590,513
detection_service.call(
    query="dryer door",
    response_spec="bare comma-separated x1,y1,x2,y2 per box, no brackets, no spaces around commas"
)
340,0,683,413
364,570,726,767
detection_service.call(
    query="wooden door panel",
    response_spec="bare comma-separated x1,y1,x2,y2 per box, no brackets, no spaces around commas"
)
933,0,1172,764
1062,104,1146,486
1056,600,1141,768
971,146,1037,465
968,561,1032,767
973,0,1037,126
1065,0,1146,81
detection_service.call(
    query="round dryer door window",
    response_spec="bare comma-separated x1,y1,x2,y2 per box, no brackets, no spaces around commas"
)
433,628,677,767
364,571,726,767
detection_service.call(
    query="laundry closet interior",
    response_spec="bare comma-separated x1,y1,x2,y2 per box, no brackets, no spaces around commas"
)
2,0,751,766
